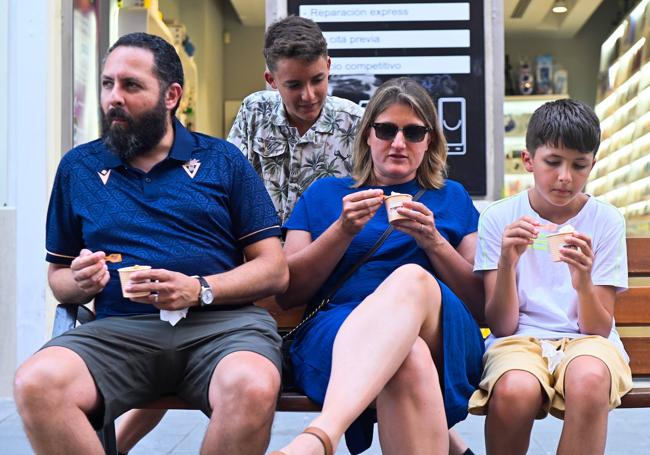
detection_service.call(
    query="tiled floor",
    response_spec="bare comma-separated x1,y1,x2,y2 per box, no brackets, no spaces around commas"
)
2,398,649,454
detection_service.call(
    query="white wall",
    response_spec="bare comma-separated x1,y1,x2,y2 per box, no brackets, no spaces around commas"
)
0,208,16,396
0,0,62,397
0,0,8,208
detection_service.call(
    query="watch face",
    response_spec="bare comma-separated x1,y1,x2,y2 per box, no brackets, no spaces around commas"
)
201,288,214,305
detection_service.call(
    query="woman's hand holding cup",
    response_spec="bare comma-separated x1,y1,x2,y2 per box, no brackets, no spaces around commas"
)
393,201,442,249
337,189,384,236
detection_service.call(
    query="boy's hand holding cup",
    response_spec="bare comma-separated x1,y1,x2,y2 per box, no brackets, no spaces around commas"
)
547,225,576,262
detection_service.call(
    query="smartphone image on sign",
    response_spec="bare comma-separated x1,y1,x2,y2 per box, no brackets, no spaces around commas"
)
437,97,466,155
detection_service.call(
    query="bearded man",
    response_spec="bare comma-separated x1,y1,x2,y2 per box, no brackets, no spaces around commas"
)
13,32,288,455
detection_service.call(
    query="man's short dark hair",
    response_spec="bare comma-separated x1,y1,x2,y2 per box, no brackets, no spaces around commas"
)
263,16,328,72
526,99,601,155
107,32,184,115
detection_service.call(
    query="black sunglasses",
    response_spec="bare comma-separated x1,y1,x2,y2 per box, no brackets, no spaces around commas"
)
372,122,430,143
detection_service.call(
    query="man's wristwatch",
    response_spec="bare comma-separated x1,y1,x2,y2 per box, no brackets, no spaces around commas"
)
193,276,214,306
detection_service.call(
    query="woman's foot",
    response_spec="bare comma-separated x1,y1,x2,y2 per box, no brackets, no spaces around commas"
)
273,426,334,455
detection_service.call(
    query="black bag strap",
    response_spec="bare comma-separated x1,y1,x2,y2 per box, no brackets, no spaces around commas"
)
282,188,426,340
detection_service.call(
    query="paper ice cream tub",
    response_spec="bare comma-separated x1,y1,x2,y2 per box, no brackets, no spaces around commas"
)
117,265,151,298
384,192,413,223
547,226,575,262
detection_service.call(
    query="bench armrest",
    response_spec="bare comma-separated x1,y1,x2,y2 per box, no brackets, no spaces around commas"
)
52,304,96,337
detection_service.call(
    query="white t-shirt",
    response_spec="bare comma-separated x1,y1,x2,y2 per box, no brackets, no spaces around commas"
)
474,191,628,359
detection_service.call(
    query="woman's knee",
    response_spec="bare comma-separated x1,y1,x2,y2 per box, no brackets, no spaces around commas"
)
489,370,543,416
388,264,431,286
383,264,441,305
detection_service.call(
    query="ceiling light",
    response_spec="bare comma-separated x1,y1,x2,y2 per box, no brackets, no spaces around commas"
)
552,0,568,14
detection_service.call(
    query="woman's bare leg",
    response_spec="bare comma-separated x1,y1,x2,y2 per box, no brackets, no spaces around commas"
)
449,428,470,455
276,264,446,455
116,409,167,453
376,337,448,455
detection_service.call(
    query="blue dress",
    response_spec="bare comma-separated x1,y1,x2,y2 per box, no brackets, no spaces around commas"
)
284,176,485,454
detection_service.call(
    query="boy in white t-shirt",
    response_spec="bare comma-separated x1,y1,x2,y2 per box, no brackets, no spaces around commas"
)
468,99,632,455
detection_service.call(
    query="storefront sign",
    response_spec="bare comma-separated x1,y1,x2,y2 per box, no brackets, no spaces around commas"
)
289,0,487,196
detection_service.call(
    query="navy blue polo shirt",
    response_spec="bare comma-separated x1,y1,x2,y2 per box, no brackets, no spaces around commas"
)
46,119,281,319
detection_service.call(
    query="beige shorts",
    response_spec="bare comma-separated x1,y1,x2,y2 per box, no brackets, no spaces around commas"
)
468,336,633,419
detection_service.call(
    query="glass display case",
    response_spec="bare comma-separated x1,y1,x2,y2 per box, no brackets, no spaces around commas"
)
588,0,650,236
503,94,567,197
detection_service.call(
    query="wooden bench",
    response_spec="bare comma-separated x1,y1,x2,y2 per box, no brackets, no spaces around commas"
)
51,237,650,453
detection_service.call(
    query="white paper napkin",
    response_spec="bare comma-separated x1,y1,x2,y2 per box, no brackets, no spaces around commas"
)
540,340,565,374
160,308,188,326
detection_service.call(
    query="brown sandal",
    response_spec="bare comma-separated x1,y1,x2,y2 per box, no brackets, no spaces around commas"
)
268,426,333,455
302,426,334,455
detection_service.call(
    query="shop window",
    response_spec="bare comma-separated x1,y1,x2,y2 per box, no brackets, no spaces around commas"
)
73,0,101,146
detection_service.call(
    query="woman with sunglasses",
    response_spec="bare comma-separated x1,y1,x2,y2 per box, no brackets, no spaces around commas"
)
271,77,484,455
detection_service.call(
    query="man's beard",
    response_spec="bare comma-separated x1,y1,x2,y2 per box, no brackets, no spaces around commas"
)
101,97,169,161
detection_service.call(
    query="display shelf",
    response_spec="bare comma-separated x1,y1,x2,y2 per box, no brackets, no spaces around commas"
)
118,0,198,130
591,0,650,236
502,95,567,197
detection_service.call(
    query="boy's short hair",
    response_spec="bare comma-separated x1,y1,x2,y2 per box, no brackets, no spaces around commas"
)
263,16,328,72
525,99,601,155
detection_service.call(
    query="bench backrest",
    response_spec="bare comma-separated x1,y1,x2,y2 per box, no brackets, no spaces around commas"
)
265,238,650,376
616,238,650,376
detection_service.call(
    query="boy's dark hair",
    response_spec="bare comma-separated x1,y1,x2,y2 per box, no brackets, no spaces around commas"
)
263,16,328,72
526,99,601,155
107,32,184,115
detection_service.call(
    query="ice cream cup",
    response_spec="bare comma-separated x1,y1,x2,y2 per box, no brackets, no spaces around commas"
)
118,265,151,298
384,193,413,223
547,232,574,262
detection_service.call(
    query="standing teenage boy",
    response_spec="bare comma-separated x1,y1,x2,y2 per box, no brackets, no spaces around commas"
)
468,99,633,455
227,15,364,223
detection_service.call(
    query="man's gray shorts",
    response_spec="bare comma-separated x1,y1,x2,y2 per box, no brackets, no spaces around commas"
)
43,305,282,429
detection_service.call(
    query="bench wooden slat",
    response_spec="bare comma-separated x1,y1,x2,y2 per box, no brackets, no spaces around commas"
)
271,307,304,331
619,387,650,408
253,296,304,330
627,237,650,277
136,393,323,412
277,393,322,412
622,337,650,376
615,288,650,325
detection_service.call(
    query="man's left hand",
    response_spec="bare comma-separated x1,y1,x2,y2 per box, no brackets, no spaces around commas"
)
127,269,202,310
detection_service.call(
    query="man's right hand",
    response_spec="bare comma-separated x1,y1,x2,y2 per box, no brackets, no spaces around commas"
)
70,249,110,296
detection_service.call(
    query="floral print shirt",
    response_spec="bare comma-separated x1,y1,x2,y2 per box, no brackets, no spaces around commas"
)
227,90,364,223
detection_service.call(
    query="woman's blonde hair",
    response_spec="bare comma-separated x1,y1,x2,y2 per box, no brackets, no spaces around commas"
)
351,77,448,189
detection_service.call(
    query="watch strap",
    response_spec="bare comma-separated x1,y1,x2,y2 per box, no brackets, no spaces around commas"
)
196,275,210,291
192,275,212,306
